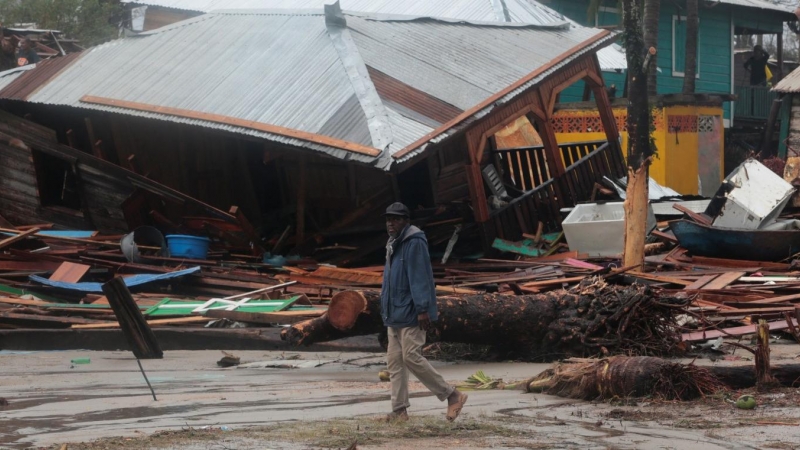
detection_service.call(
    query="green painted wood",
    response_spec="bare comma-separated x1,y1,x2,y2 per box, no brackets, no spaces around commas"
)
492,238,543,257
144,295,313,317
0,284,64,303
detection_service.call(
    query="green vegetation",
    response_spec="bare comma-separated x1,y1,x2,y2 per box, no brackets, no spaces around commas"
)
0,0,123,47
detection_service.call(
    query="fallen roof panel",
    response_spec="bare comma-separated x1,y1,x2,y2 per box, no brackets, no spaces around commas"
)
7,9,612,169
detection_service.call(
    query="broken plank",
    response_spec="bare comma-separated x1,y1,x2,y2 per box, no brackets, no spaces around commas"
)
71,316,211,329
0,228,40,250
629,273,694,287
204,309,323,324
672,204,712,225
492,237,542,257
520,276,586,289
682,318,799,342
684,274,719,290
706,307,797,316
49,262,91,283
700,272,746,290
750,293,800,304
650,229,679,244
563,259,604,271
0,312,109,327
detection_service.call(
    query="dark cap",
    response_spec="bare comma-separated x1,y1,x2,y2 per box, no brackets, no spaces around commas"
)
383,202,410,217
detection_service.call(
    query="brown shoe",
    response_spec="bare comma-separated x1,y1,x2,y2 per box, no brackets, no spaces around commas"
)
446,390,468,422
385,408,409,422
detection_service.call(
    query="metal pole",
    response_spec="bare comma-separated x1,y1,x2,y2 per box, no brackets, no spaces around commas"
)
136,358,158,401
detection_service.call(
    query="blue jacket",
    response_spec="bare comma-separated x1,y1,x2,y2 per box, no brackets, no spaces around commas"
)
380,225,438,328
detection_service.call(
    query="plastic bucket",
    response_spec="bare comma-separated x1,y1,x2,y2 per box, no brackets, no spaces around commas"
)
165,235,210,259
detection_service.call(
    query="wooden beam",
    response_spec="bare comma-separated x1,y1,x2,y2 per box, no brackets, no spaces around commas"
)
589,54,622,167
701,272,745,290
465,162,490,223
529,109,565,178
72,316,211,329
80,95,381,157
544,68,590,115
393,30,613,159
296,157,307,244
204,309,324,325
228,205,266,255
101,277,163,359
0,227,40,250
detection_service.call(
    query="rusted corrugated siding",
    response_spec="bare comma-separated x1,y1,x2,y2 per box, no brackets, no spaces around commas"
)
367,66,463,125
774,67,800,94
0,53,83,101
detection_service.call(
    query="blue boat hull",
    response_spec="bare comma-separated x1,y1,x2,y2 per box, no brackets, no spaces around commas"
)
668,220,800,261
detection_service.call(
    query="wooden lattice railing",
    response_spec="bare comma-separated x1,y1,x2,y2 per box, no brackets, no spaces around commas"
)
485,141,625,242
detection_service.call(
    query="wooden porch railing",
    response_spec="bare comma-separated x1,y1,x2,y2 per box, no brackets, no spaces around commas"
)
493,140,608,191
485,141,625,242
734,85,779,121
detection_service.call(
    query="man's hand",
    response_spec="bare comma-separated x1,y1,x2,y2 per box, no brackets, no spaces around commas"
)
418,312,431,331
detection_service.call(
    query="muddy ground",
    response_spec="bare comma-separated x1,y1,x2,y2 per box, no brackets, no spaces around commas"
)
1,337,800,450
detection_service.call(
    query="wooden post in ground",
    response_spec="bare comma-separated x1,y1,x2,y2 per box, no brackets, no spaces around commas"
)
102,277,163,359
755,319,778,390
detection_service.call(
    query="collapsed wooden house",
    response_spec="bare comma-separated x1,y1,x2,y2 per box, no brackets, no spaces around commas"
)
0,5,624,261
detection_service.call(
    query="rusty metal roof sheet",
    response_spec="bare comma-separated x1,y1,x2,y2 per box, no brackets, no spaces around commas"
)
773,66,800,93
0,53,83,100
11,9,612,170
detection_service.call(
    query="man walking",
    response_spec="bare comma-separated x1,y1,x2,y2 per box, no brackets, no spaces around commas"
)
380,202,468,422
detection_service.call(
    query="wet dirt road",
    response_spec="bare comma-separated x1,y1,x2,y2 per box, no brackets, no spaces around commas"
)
2,348,800,449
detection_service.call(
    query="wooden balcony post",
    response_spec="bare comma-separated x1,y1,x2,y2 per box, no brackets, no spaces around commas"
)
587,55,623,175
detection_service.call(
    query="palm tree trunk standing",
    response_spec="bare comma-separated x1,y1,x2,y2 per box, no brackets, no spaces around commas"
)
683,0,699,93
644,0,660,96
621,0,657,271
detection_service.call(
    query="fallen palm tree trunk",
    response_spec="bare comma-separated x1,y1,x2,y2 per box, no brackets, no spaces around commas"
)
281,279,688,360
528,356,720,400
528,356,800,400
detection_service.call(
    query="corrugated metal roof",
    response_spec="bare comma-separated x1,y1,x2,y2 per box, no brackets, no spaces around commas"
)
125,0,795,15
349,15,604,109
122,0,549,22
0,67,29,92
9,9,612,169
0,53,83,100
26,11,377,163
719,0,796,14
773,66,800,93
121,0,627,70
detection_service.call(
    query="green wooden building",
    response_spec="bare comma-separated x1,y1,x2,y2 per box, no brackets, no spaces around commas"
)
541,0,796,126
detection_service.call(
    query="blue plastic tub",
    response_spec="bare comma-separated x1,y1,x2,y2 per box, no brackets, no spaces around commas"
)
166,235,210,259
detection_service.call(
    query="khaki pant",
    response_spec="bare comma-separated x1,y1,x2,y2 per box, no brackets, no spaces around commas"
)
387,326,454,412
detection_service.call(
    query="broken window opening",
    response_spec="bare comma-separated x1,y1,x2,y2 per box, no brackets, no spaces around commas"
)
32,149,82,211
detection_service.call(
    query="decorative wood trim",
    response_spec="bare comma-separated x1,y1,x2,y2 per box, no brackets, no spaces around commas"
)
79,95,382,157
588,55,622,163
